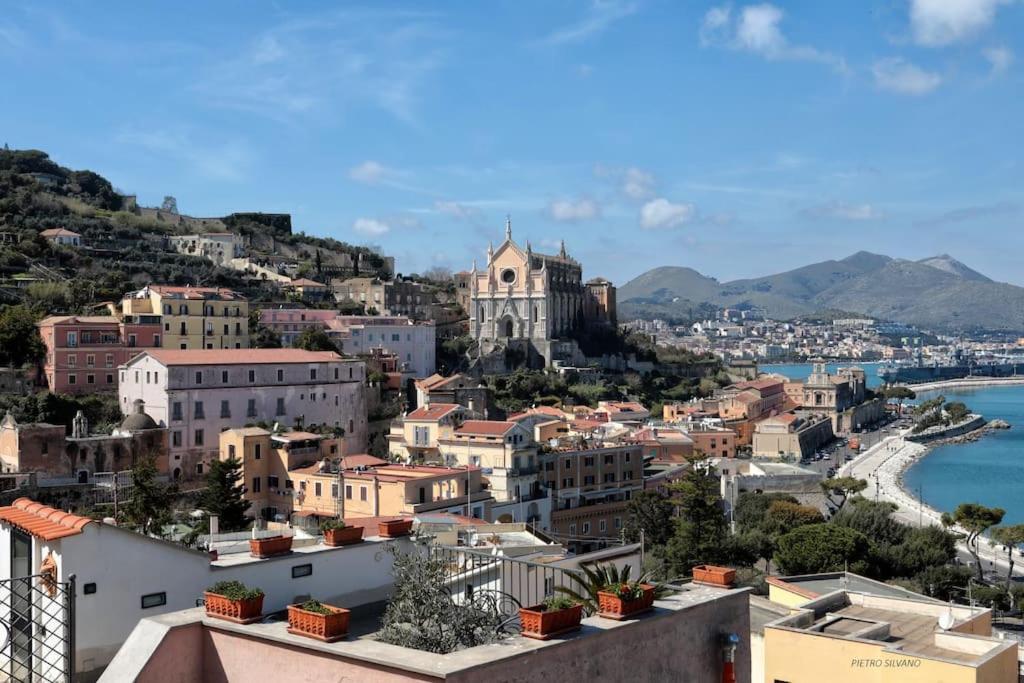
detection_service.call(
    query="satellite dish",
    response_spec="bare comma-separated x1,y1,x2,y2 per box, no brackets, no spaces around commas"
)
938,611,955,630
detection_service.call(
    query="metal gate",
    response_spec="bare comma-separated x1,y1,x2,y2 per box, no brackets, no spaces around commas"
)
0,574,75,683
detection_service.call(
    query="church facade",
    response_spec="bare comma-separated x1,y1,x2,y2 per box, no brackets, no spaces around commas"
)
469,221,609,367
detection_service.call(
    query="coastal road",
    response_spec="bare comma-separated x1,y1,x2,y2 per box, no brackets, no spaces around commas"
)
843,433,1024,582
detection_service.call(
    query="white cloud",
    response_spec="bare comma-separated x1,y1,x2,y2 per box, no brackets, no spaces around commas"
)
353,218,391,236
434,200,479,220
700,3,847,73
872,58,942,95
622,167,655,200
348,160,390,184
910,0,1009,47
982,45,1014,76
801,200,883,221
539,1,638,46
640,198,696,230
548,197,601,222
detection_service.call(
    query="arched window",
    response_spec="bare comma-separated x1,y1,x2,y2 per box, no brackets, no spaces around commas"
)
504,319,514,338
479,306,486,323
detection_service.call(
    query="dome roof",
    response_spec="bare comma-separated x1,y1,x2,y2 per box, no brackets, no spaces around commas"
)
121,399,158,432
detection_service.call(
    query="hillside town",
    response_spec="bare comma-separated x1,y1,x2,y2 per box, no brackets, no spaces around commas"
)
3,1,1024,679
5,165,1024,681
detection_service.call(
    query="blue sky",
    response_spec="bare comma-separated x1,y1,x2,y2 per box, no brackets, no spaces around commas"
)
2,1,1022,285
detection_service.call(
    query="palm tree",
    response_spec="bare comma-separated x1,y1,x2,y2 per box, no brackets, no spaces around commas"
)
555,563,667,615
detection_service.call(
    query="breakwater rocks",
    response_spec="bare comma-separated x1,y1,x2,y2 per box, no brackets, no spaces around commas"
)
929,419,1009,446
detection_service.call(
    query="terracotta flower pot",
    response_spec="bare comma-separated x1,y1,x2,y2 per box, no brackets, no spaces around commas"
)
692,565,736,587
324,526,364,547
597,584,655,620
378,519,413,538
249,535,293,558
287,603,350,643
204,592,264,624
519,603,583,640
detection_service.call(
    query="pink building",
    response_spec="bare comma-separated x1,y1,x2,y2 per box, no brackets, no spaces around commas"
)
38,315,162,395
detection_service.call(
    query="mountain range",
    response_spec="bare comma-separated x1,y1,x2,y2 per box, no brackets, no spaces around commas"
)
617,253,1024,333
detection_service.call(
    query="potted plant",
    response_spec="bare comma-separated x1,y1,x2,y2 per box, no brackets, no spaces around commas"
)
378,518,414,538
204,580,264,624
287,599,350,642
519,595,583,640
249,534,293,558
692,565,736,587
321,519,363,547
596,581,655,620
556,562,665,616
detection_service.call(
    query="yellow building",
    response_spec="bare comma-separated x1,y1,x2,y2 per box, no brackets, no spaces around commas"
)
764,590,1018,683
387,402,465,462
122,284,249,350
220,426,492,523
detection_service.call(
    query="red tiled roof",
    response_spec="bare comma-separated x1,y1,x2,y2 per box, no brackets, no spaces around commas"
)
0,498,94,541
508,406,565,421
455,420,517,436
340,454,389,469
406,403,460,420
137,349,342,366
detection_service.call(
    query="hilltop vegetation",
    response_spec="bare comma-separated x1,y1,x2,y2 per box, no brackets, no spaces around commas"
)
0,148,390,312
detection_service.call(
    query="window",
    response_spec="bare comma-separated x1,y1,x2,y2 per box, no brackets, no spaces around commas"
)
276,398,285,415
196,463,204,475
331,483,338,498
228,444,236,459
87,374,95,384
194,429,204,446
564,458,571,469
360,486,367,501
84,583,97,595
582,522,591,534
604,454,614,465
292,564,313,579
220,400,231,418
247,399,257,417
599,520,607,533
345,484,352,499
604,473,615,483
68,374,77,385
269,475,279,489
569,524,577,535
252,477,261,493
221,370,229,383
68,355,77,368
614,516,622,529
106,374,114,384
194,401,204,419
545,461,554,471
584,456,594,467
310,368,317,380
140,592,166,609
248,370,255,383
314,482,322,497
172,431,182,447
584,475,595,486
105,353,114,368
194,371,202,384
254,444,261,460
86,354,95,367
625,452,631,463
172,402,183,421
277,369,284,382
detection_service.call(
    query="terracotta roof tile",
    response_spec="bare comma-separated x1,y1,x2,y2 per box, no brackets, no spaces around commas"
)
0,498,94,541
406,403,461,420
455,420,517,436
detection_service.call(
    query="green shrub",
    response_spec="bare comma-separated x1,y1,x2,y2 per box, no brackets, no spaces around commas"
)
604,582,645,601
299,599,333,615
320,519,347,532
542,595,579,611
207,580,263,601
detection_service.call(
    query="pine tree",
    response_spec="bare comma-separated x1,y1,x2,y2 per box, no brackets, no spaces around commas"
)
121,455,176,536
199,456,251,531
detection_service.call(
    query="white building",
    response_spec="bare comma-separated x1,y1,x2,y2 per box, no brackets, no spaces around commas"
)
39,228,81,246
118,349,367,479
0,497,413,679
168,232,244,266
327,316,436,378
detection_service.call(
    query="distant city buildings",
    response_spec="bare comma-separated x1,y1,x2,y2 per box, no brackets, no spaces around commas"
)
121,285,249,350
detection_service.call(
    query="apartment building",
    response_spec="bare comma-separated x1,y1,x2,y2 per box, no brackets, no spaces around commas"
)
119,349,367,479
752,411,834,459
540,443,643,552
332,277,433,318
387,402,465,462
121,285,249,350
683,423,737,459
764,590,1018,682
167,232,243,266
37,315,162,394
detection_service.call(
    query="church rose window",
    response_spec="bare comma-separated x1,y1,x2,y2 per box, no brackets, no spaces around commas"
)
501,268,516,284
